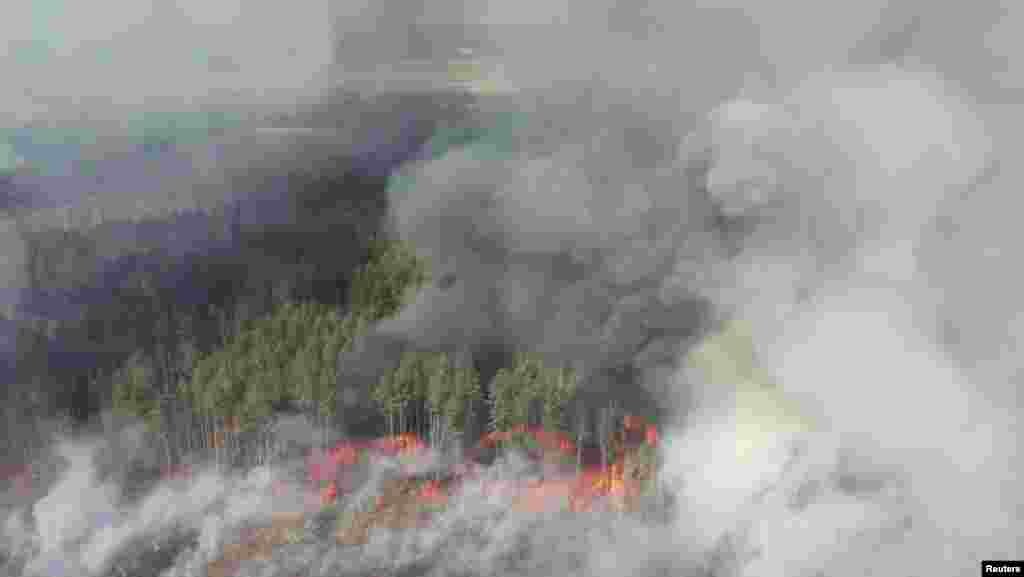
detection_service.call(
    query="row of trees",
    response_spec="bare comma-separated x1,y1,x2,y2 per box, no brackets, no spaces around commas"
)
371,350,482,453
489,352,577,435
369,347,579,462
111,237,430,469
111,298,363,467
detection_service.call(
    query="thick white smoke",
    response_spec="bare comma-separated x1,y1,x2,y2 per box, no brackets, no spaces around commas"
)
1,427,275,577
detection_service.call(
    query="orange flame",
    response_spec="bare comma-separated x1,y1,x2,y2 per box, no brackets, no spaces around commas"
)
645,425,659,447
321,480,338,505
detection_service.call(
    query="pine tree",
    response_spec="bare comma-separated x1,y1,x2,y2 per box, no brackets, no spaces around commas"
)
447,363,481,436
489,366,519,436
541,365,576,433
372,371,398,437
424,352,451,451
112,352,160,430
350,238,430,322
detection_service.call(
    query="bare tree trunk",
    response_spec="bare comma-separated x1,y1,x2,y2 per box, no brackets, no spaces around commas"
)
599,406,608,475
214,415,222,471
320,411,327,450
429,412,435,454
576,404,585,474
211,415,217,470
430,412,437,481
263,424,269,468
163,433,173,473
185,405,192,458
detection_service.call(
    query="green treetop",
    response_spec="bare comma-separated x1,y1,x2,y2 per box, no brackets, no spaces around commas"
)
349,238,430,323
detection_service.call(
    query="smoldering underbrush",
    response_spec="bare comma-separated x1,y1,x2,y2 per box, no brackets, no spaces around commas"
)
0,416,683,577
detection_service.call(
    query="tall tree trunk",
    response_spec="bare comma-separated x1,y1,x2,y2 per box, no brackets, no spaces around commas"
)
576,404,584,474
163,433,173,472
184,404,192,458
429,412,435,454
321,411,327,450
215,415,222,471
260,424,268,469
598,406,606,475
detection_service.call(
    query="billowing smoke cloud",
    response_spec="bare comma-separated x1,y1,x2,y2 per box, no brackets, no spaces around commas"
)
366,0,1024,575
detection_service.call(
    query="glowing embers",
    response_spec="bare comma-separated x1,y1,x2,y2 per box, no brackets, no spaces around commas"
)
253,416,662,555
159,463,194,483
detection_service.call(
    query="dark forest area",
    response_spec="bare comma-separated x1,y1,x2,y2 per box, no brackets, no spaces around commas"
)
0,90,463,457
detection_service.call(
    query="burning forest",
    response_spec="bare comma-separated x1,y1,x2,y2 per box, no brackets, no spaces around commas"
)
2,0,1024,576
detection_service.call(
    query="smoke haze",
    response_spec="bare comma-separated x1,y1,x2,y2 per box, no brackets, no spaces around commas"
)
3,0,1023,575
